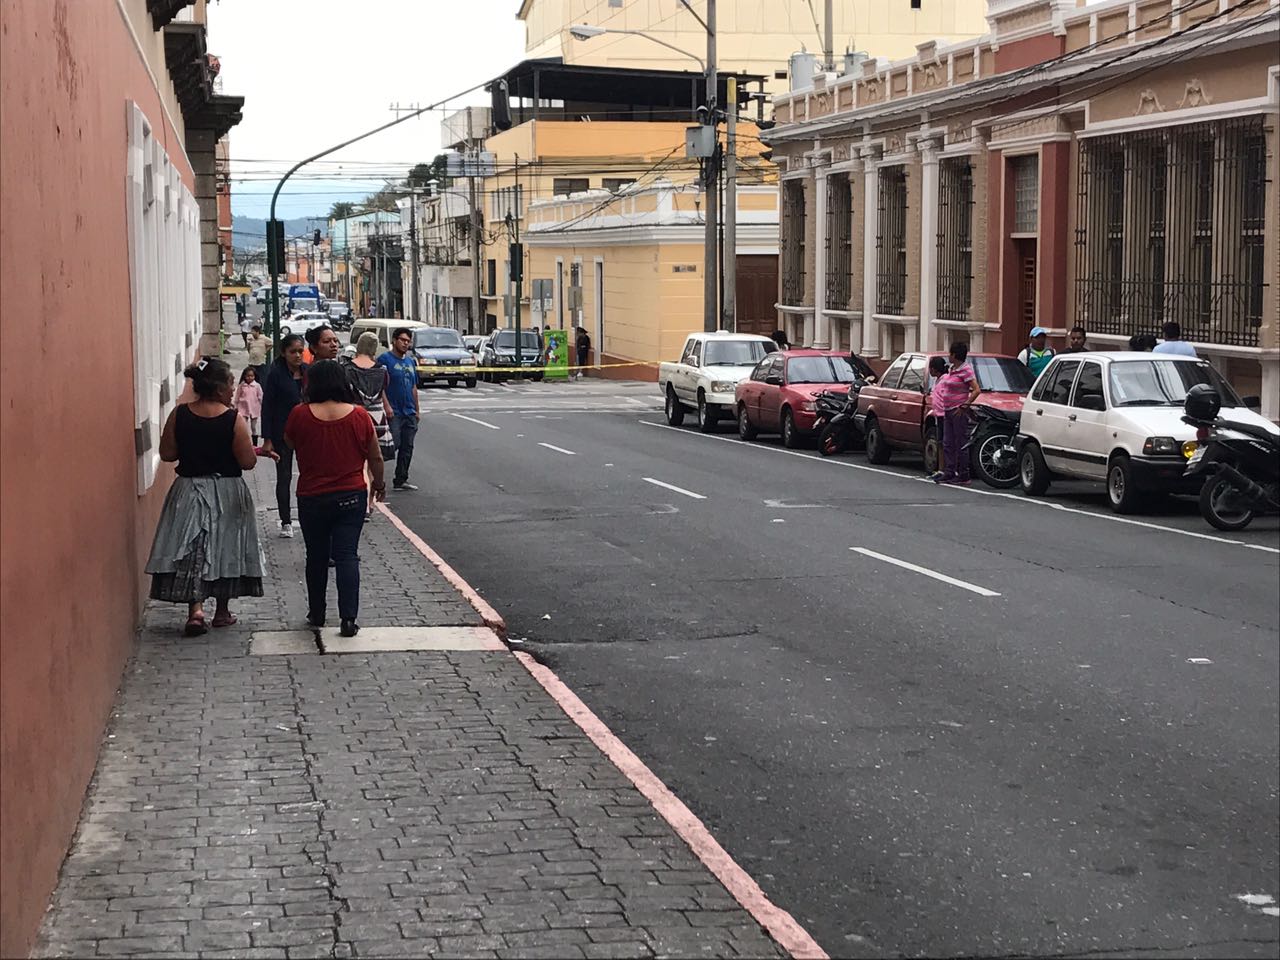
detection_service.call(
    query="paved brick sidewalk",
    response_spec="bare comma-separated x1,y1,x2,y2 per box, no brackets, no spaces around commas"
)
34,432,788,958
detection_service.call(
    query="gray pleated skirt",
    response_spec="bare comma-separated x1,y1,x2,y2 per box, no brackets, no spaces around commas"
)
146,476,265,603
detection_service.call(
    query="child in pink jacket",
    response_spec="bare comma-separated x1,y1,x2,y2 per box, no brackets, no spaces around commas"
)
235,366,264,444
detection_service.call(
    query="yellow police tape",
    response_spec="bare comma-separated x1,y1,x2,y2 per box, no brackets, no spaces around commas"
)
419,360,659,375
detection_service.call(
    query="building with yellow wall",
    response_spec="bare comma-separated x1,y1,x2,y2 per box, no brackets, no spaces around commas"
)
518,0,990,90
523,180,780,377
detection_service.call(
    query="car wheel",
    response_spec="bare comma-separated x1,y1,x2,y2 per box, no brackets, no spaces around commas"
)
697,391,718,434
1199,472,1255,531
737,404,758,441
465,378,477,389
534,373,544,382
922,423,941,475
864,417,891,464
972,428,1021,489
665,386,686,427
447,379,456,388
782,409,801,449
1019,442,1052,495
1107,454,1143,514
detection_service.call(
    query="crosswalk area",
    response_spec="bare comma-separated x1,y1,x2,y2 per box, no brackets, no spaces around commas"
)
419,377,663,415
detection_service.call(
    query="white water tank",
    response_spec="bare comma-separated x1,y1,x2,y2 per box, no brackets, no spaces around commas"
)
789,51,817,92
843,51,869,76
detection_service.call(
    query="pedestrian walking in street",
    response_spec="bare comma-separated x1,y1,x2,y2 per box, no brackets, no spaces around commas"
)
237,302,253,349
234,365,263,445
145,357,266,636
925,355,950,482
345,331,394,516
260,333,308,537
285,359,385,637
303,324,341,364
1128,333,1158,351
575,327,591,379
933,342,981,486
1063,325,1089,353
1153,320,1198,357
1017,326,1056,377
245,324,271,381
378,327,420,491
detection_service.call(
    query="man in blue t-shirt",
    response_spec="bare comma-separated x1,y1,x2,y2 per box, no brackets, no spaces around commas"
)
378,327,421,491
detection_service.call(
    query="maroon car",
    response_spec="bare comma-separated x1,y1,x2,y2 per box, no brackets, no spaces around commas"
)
854,351,1034,473
735,350,860,448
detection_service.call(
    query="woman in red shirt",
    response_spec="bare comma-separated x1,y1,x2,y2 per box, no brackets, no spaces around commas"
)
285,360,386,636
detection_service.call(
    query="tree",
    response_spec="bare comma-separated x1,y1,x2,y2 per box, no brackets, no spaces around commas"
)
405,154,452,191
328,201,356,220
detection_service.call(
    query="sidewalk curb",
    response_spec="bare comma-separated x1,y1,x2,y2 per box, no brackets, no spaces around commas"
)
374,500,507,639
371,496,826,960
514,650,830,960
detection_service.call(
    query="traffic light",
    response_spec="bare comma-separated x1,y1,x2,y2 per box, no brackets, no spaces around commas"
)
313,229,322,245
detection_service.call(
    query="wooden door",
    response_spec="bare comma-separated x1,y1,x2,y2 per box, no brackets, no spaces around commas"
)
736,255,779,337
1015,239,1037,343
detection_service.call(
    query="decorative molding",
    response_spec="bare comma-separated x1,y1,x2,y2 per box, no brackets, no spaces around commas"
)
1177,77,1211,109
863,76,881,103
1135,88,1164,115
885,133,904,153
921,60,945,91
833,143,849,162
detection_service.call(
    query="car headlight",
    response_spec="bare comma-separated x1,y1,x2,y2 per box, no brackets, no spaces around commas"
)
710,381,736,393
1182,440,1198,459
418,358,438,366
1143,436,1179,455
800,400,816,413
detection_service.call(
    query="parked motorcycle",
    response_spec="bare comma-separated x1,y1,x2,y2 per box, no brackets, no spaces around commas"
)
815,377,871,457
967,404,1022,489
1182,384,1280,531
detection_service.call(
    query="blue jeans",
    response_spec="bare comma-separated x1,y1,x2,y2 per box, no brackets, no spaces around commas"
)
297,490,367,622
389,413,418,486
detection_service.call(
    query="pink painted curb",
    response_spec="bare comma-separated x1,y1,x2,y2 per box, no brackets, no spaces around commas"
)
375,501,507,639
514,650,830,960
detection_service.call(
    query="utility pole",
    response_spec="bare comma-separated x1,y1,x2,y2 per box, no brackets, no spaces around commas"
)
511,155,524,367
468,109,483,336
722,74,737,332
701,0,718,332
824,0,834,70
408,191,421,323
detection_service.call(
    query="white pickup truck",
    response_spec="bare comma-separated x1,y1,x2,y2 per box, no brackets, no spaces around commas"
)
657,332,778,432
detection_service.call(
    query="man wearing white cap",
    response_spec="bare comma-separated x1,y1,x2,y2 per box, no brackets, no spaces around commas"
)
1017,327,1056,378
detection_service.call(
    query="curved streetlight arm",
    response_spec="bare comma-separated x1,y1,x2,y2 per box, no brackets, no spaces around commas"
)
267,79,488,347
571,27,705,73
677,0,711,35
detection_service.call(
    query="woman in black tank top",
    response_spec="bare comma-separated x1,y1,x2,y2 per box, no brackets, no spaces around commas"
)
144,358,268,635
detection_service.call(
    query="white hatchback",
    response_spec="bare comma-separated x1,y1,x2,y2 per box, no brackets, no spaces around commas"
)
1016,352,1273,513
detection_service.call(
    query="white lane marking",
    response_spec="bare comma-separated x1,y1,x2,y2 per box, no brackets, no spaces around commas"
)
851,547,1002,598
638,420,1280,556
448,413,500,430
1186,657,1214,665
762,498,824,509
643,477,706,500
538,442,577,456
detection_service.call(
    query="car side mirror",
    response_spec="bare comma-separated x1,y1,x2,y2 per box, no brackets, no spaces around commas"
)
1078,395,1106,411
1241,395,1261,409
765,374,783,386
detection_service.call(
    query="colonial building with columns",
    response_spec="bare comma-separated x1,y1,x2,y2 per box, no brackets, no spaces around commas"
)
764,0,1279,418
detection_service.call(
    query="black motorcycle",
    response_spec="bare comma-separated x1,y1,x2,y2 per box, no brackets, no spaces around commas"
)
815,378,872,457
967,404,1023,489
1182,385,1280,531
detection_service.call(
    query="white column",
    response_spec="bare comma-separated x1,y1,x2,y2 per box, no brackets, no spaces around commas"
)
813,170,830,349
918,138,940,352
1262,358,1279,423
861,149,880,356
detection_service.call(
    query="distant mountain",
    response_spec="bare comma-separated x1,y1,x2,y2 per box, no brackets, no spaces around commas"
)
232,214,326,251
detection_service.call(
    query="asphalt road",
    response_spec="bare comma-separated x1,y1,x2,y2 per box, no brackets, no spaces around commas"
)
391,379,1280,959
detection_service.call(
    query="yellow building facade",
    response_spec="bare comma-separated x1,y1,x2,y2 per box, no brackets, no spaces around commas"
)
518,0,990,89
523,182,780,376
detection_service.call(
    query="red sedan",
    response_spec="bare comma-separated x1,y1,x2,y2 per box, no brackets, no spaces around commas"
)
735,349,860,448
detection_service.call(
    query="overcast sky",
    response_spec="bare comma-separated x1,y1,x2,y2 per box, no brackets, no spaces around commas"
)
207,0,526,220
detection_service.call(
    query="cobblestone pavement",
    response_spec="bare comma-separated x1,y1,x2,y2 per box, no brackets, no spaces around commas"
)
34,367,788,960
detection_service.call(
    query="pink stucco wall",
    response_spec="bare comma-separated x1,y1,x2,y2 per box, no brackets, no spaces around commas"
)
0,1,195,954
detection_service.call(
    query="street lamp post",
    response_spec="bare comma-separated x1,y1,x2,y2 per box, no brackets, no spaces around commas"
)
570,0,722,332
